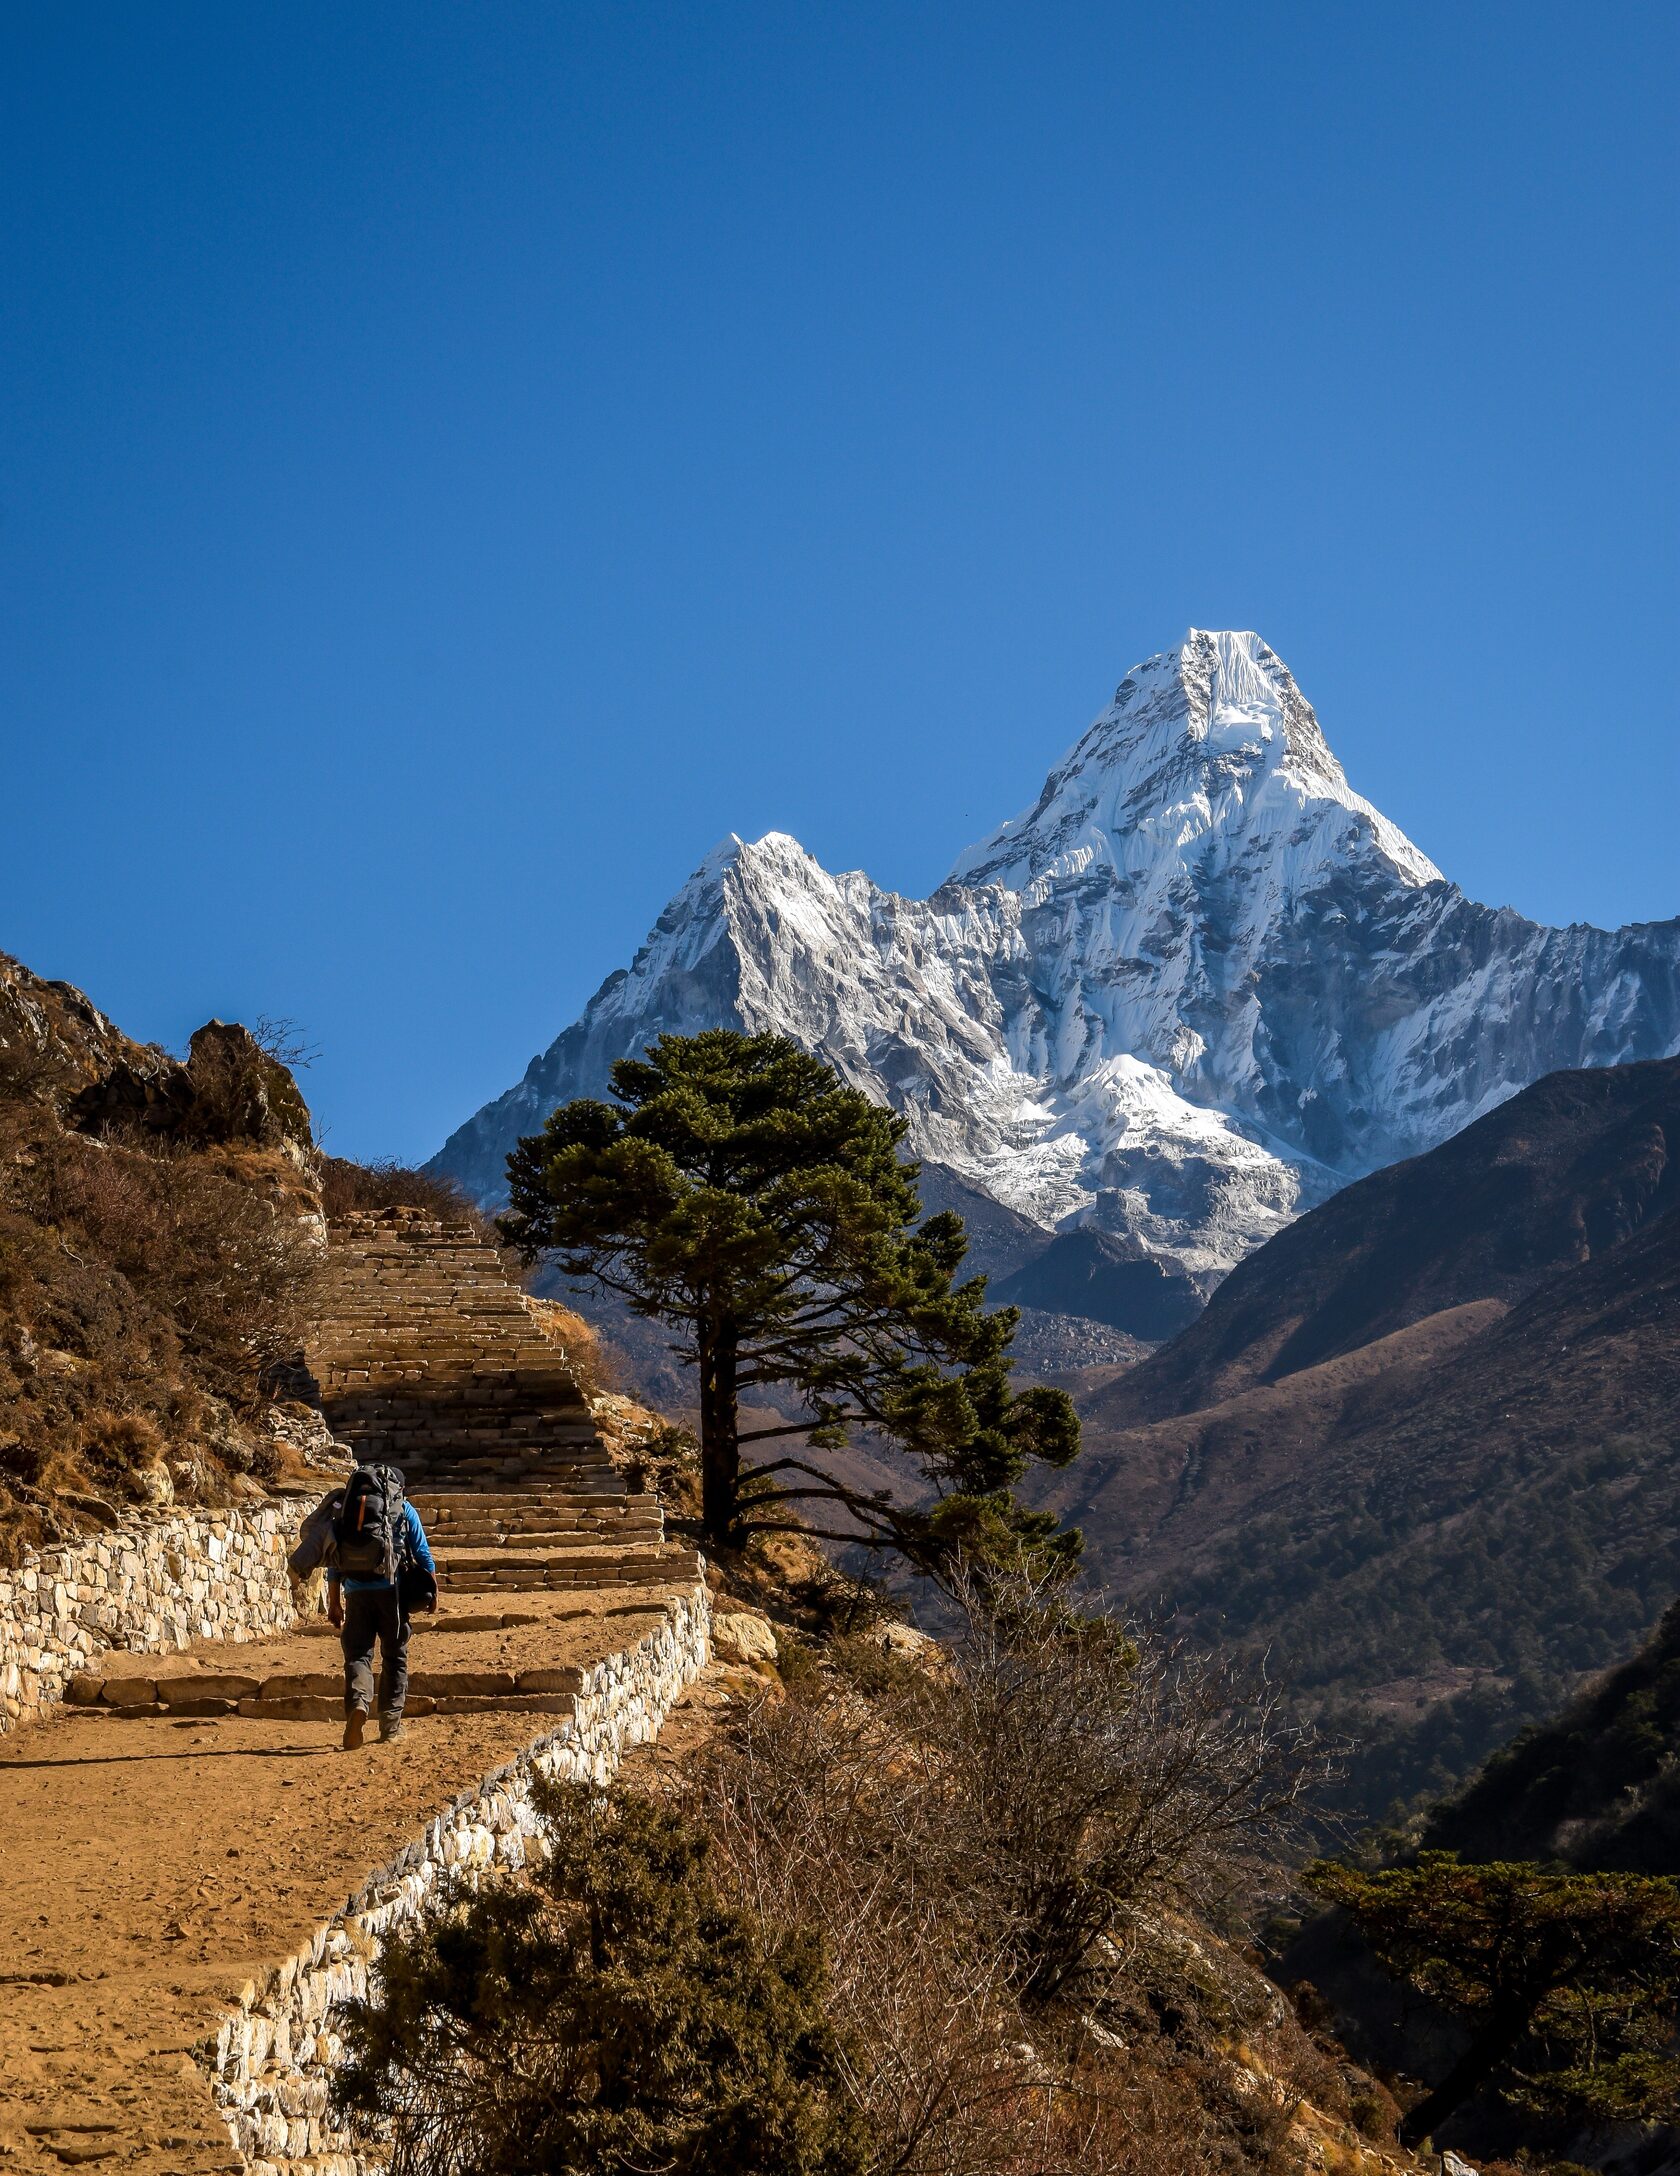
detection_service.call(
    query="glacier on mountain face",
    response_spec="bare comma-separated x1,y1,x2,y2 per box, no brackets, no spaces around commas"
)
431,629,1680,1292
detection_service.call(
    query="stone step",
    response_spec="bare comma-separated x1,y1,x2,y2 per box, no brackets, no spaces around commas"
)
436,1543,683,1572
408,1486,625,1506
68,1691,579,1722
324,1406,598,1428
432,1531,665,1554
439,1549,703,1593
411,1489,636,1509
430,1532,666,1554
415,1523,665,1540
64,1662,588,1715
420,1488,648,1505
419,1509,663,1528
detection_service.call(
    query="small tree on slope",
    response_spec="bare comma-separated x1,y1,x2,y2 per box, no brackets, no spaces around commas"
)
1304,1851,1680,2147
500,1030,1080,1567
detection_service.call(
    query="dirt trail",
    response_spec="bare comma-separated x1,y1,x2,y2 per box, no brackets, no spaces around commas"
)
0,1592,681,2174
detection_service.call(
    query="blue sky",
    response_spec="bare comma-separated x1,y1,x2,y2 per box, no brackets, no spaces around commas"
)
3,2,1675,1161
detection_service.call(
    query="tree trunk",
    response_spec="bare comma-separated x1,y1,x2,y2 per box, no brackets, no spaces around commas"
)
698,1316,741,1548
1398,1999,1532,2149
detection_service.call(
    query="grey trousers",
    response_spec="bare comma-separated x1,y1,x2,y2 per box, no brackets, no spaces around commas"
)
341,1585,410,1719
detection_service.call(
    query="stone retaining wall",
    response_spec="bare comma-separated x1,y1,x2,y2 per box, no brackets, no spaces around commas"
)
203,1581,711,2176
0,1503,300,1735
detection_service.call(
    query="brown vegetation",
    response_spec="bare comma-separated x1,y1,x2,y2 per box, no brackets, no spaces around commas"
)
0,955,326,1557
335,1574,1386,2175
0,1116,323,1554
317,1154,489,1231
671,1576,1353,2173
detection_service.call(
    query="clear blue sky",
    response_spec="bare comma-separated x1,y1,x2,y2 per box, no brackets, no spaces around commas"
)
3,3,1675,1161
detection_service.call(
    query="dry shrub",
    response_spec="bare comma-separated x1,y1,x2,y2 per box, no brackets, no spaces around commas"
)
330,1572,1342,2175
904,1572,1330,2002
678,1571,1334,2174
0,1115,321,1552
13,1131,321,1409
319,1154,489,1233
522,1295,606,1401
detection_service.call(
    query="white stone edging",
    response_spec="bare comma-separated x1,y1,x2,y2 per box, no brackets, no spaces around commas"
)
202,1579,712,2176
0,1502,300,1735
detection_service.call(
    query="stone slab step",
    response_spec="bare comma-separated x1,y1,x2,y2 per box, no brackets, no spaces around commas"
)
422,1527,666,1546
63,1663,588,1714
442,1557,702,1593
436,1543,681,1571
418,1513,662,1532
67,1691,580,1723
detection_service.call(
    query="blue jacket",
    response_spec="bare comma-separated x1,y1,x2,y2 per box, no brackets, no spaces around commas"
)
329,1500,435,1595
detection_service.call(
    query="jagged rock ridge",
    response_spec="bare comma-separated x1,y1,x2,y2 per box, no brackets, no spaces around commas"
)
433,630,1680,1291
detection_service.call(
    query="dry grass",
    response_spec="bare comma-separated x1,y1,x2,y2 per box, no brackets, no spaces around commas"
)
0,1107,322,1557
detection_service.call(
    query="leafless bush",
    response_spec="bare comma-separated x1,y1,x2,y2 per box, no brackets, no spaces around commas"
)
319,1154,490,1234
252,1014,319,1071
907,1567,1333,2004
689,1690,1009,2171
681,1571,1331,2173
10,1131,320,1410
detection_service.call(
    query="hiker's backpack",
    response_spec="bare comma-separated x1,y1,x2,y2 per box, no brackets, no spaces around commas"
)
332,1462,406,1581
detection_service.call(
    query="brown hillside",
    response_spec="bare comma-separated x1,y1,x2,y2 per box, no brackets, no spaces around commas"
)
1099,1056,1680,1427
1030,1059,1680,1813
0,951,322,1555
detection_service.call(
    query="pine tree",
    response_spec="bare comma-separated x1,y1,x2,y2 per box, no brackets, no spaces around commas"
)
499,1029,1080,1568
1305,1851,1680,2145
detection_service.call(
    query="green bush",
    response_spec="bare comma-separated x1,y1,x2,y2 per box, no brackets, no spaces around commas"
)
333,1781,869,2176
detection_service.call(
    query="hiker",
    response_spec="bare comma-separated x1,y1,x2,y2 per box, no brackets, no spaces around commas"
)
324,1461,437,1750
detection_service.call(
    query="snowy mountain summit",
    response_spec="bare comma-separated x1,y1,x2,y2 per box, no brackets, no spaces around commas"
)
434,630,1680,1296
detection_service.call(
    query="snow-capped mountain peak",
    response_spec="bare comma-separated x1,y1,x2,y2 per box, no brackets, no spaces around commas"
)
432,632,1677,1308
951,628,1441,895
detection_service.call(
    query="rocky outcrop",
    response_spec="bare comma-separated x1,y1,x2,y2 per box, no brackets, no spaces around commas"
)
68,1018,315,1161
0,949,173,1098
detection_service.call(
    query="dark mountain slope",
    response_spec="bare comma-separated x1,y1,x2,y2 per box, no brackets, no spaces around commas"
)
1025,1058,1680,1813
1426,1596,1680,1875
1095,1057,1680,1428
992,1227,1202,1340
1160,1199,1680,1808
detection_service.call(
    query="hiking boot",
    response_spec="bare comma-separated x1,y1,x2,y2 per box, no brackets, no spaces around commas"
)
342,1707,369,1751
379,1716,406,1743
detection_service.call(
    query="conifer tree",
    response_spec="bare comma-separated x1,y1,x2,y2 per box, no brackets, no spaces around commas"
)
499,1029,1080,1568
1305,1851,1680,2146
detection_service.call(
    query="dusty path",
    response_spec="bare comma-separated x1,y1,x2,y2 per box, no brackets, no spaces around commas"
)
0,1592,684,2175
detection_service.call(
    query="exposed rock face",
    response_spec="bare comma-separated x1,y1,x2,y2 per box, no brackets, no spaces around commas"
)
0,948,175,1098
433,631,1680,1296
183,1020,315,1159
711,1611,779,1667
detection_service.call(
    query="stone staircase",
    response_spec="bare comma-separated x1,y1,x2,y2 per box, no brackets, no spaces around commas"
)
310,1208,697,1596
